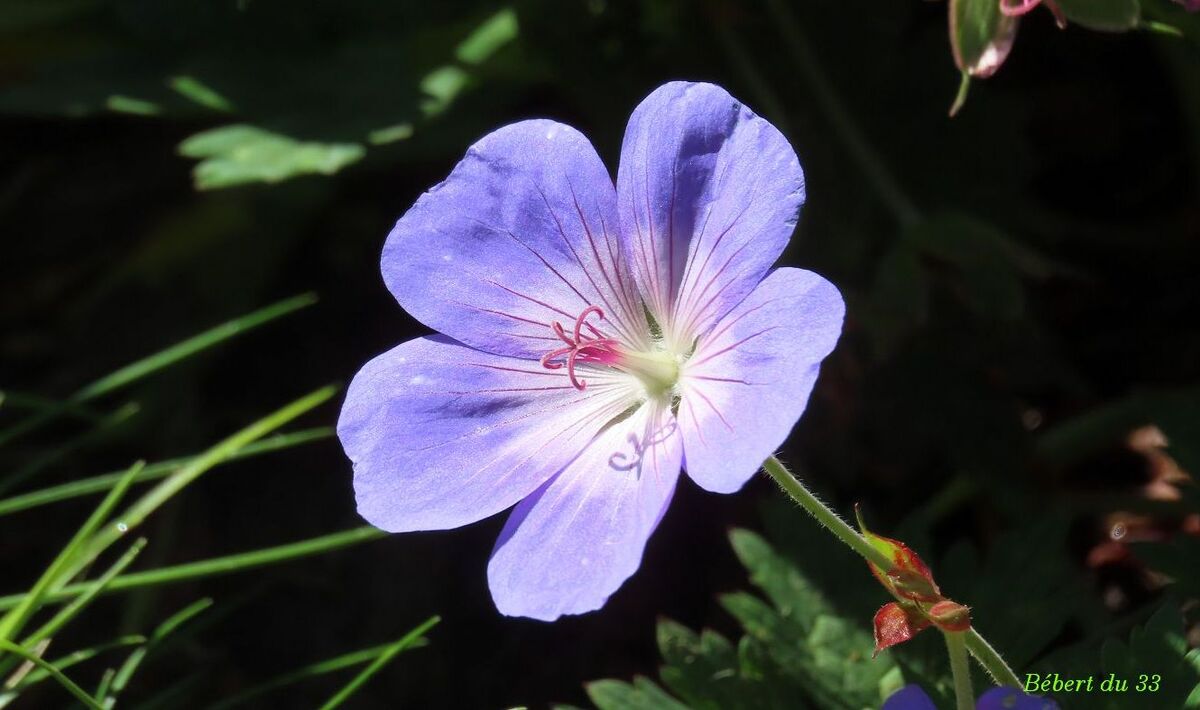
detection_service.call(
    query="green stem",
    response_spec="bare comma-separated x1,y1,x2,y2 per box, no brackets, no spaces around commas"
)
764,0,921,228
0,640,102,709
945,631,974,710
0,527,385,611
762,455,1021,688
761,456,891,569
964,628,1021,687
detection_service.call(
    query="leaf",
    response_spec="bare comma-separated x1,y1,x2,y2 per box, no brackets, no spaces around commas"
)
1133,536,1200,601
1094,605,1200,709
724,530,899,710
178,124,365,189
940,518,1102,670
855,511,942,603
1055,0,1142,31
586,678,690,710
874,603,931,657
949,0,1019,77
728,529,831,624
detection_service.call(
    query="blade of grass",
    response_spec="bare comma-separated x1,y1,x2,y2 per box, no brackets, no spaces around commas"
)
0,639,47,692
102,599,213,707
207,637,431,710
0,293,317,448
317,616,441,710
0,402,141,496
0,640,102,709
0,538,148,683
0,462,144,643
94,668,115,705
0,391,103,423
23,538,148,648
130,672,206,710
0,637,146,709
0,526,384,611
61,386,337,583
0,427,332,518
8,636,145,690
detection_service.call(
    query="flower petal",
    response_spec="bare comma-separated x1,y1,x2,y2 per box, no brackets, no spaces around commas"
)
338,336,638,532
384,120,648,359
487,404,682,621
616,81,805,345
881,685,938,710
678,267,844,493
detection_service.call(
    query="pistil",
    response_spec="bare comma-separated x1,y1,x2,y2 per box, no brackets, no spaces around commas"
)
539,306,681,396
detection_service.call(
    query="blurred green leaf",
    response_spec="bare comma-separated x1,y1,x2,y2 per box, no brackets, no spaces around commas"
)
169,75,235,113
586,678,689,710
1056,0,1141,31
1049,605,1200,709
1133,536,1200,601
456,8,519,65
178,125,365,189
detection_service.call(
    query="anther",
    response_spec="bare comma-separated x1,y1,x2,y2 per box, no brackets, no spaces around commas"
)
539,306,621,390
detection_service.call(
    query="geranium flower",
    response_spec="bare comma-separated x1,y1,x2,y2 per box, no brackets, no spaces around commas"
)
883,684,1059,710
337,81,844,621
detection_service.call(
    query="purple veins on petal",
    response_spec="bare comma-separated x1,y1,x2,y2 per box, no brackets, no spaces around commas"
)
339,335,637,533
340,80,847,620
488,403,682,621
382,119,648,360
616,81,806,348
678,268,844,494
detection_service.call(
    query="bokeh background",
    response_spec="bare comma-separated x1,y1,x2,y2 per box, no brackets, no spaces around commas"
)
2,0,1199,707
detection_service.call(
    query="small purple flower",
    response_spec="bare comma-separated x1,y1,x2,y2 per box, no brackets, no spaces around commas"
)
337,81,844,620
883,685,1060,710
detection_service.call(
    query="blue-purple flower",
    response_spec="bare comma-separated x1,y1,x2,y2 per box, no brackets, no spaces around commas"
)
337,81,844,621
883,684,1060,710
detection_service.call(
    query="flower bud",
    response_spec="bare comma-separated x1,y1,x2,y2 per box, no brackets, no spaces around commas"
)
928,600,972,632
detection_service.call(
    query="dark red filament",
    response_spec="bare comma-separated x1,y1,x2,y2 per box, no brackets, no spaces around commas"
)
539,306,622,390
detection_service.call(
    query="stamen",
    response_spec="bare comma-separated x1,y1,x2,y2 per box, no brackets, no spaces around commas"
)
538,306,622,391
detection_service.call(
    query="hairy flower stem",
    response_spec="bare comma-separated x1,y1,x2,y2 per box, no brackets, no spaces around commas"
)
761,456,1022,688
945,631,974,710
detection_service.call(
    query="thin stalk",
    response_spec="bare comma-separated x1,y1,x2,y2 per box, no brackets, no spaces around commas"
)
0,640,102,709
761,456,892,569
763,0,922,227
63,386,336,582
207,638,430,710
0,293,317,449
761,455,1020,687
0,462,143,642
0,427,332,518
945,631,974,710
316,617,440,710
963,629,1021,687
0,527,385,611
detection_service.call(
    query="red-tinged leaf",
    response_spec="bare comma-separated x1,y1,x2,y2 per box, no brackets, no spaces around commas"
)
856,507,942,602
873,602,931,656
928,599,972,632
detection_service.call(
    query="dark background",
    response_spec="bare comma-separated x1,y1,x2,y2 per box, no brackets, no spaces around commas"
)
2,1,1198,707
